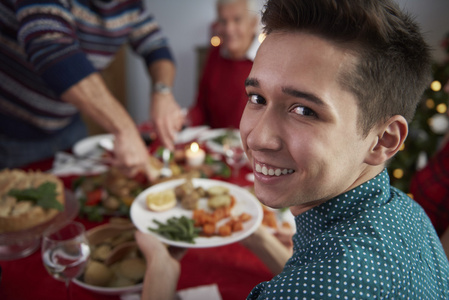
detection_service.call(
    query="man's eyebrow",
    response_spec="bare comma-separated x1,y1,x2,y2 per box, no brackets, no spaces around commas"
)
282,87,326,107
245,77,325,107
245,77,259,88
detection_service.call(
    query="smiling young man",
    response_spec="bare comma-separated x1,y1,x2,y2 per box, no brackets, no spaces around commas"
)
136,0,449,299
240,0,449,298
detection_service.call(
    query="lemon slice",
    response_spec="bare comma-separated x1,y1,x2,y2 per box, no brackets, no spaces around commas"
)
146,189,176,212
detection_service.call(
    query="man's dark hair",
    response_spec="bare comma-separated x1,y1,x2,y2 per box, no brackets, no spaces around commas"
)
261,0,432,136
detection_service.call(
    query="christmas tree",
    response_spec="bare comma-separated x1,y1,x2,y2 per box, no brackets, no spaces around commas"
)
388,32,449,193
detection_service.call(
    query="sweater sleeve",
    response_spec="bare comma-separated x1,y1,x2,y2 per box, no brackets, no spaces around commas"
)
14,0,96,96
127,7,175,67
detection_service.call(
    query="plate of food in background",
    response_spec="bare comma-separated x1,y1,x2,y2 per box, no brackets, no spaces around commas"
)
197,128,241,155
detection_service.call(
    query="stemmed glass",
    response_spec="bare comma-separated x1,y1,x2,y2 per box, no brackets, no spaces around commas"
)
223,130,247,178
41,222,90,300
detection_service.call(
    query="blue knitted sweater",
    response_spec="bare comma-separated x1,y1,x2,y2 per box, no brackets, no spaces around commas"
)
0,0,174,139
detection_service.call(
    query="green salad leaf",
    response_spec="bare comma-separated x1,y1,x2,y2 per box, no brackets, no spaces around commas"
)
8,182,64,211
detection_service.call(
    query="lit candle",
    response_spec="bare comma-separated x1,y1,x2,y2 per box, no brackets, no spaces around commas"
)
185,142,206,167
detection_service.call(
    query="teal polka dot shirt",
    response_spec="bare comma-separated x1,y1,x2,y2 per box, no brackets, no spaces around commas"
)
248,169,449,299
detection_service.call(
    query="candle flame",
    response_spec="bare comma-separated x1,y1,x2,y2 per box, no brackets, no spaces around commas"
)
190,142,199,152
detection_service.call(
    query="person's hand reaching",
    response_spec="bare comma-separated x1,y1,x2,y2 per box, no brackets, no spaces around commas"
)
151,93,185,151
110,129,158,182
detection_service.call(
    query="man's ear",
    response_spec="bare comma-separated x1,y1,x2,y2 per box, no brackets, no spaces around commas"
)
364,115,408,166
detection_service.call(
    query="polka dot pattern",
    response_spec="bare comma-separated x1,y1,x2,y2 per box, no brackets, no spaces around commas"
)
248,169,449,299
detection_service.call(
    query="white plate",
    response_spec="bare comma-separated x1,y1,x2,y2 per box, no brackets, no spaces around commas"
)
175,125,210,144
197,128,240,154
72,278,143,296
130,178,263,248
73,134,114,158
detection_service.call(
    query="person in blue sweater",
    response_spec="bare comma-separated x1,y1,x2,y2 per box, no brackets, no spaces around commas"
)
135,0,449,299
0,0,184,179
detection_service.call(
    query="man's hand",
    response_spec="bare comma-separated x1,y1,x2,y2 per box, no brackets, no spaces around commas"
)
150,92,185,150
110,130,157,182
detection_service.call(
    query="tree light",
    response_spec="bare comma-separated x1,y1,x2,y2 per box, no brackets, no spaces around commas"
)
430,80,442,92
425,98,435,109
393,168,404,179
436,103,448,114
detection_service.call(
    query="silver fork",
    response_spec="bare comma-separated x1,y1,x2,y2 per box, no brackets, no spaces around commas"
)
160,148,173,178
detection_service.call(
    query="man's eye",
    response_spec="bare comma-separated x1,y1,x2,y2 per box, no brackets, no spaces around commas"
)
293,106,316,117
248,94,266,105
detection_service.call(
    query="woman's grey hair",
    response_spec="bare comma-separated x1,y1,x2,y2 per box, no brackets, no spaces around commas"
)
216,0,260,15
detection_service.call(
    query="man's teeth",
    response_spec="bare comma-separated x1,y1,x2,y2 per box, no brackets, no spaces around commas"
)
255,163,294,176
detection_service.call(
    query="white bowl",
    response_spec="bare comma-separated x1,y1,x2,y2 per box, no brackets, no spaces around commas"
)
72,278,143,296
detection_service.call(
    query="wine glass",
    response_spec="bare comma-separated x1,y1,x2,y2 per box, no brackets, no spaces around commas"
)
223,130,247,178
41,222,90,300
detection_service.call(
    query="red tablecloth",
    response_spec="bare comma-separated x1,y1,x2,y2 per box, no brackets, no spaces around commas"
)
0,155,273,300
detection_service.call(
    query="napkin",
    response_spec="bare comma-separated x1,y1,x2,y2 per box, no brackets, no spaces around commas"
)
177,284,222,300
120,284,222,300
175,126,210,145
49,151,108,176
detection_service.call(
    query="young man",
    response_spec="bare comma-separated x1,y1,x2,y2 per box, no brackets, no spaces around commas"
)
136,0,449,299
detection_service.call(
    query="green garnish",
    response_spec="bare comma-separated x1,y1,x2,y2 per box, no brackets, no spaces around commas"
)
8,182,63,211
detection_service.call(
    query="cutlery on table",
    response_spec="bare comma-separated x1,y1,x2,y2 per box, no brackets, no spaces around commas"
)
160,148,173,178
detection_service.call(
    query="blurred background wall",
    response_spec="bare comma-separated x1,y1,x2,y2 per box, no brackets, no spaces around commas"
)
125,0,449,125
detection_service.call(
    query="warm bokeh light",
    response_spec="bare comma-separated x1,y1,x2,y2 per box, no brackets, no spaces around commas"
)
258,33,266,43
430,80,442,92
190,142,200,153
393,168,404,179
210,36,221,47
436,103,448,114
425,98,435,109
399,143,405,151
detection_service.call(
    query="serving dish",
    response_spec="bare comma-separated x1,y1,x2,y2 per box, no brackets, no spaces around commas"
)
0,190,79,260
72,221,143,296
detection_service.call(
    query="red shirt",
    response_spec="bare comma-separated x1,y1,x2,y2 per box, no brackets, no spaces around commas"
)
410,141,449,236
188,46,253,129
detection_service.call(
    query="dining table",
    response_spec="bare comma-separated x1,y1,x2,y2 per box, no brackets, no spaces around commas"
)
0,127,274,300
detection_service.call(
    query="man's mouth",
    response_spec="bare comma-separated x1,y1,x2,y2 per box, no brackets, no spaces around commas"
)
254,162,294,177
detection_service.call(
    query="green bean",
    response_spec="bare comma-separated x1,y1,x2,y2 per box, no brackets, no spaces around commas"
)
148,216,200,243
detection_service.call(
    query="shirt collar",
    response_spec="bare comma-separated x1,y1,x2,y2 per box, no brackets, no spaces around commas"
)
220,34,260,61
294,169,391,248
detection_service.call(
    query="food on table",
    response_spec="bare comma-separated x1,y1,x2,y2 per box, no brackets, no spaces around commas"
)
180,190,201,210
117,257,146,281
147,180,253,242
75,167,150,221
0,169,64,233
261,205,294,232
84,260,114,286
193,207,252,237
174,179,195,199
148,216,200,243
262,205,278,230
79,219,145,288
207,194,231,209
146,189,176,212
173,179,205,210
206,185,230,197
